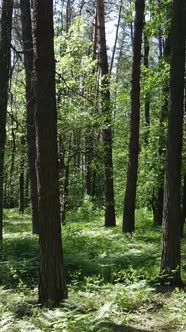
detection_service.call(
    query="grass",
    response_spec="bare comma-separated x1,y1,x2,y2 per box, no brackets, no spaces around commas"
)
0,208,186,331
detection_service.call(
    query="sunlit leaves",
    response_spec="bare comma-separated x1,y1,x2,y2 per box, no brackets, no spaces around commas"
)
55,18,98,132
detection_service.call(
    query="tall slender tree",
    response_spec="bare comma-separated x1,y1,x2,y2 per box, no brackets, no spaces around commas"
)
32,0,67,305
96,0,116,227
143,30,150,137
0,0,13,241
160,0,185,286
122,0,145,233
20,0,39,234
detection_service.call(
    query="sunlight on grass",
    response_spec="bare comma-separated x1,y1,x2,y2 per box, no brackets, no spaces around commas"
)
0,208,186,331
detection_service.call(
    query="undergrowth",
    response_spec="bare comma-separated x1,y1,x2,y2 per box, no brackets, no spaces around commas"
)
0,208,186,331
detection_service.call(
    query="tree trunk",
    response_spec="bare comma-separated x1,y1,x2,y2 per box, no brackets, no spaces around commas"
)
20,0,39,234
85,128,94,196
152,187,163,225
110,0,123,75
32,0,67,305
0,0,13,241
152,34,170,226
122,0,145,233
19,136,25,214
160,0,185,286
24,168,30,208
8,124,16,208
143,30,150,141
60,135,71,224
96,0,116,227
180,174,186,237
62,163,70,223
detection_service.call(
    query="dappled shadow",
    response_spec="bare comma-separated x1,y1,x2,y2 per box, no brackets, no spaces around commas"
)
0,236,39,289
154,283,186,294
135,233,161,245
64,241,160,284
96,321,149,331
4,220,32,233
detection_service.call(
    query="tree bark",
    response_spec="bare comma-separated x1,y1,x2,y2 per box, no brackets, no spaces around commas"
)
143,31,150,136
85,128,94,196
0,0,13,241
110,0,123,75
20,0,39,234
152,35,170,226
180,174,186,237
122,0,145,233
32,0,67,305
160,0,185,286
96,0,116,227
19,136,25,214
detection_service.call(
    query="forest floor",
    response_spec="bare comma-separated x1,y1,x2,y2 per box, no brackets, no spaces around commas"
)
0,208,186,331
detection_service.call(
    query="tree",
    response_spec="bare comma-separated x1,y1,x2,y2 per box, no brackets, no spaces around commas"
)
32,0,67,305
96,0,116,227
122,0,145,233
0,0,13,241
143,28,150,140
152,36,170,226
20,0,39,234
160,0,185,286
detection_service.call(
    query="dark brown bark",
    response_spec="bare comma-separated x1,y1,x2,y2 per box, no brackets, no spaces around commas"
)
96,0,116,227
60,135,71,224
180,174,186,237
66,0,72,32
122,0,145,233
85,14,98,199
152,37,170,226
85,129,94,196
160,0,185,286
62,163,69,223
32,0,67,305
144,32,150,131
152,187,163,225
20,0,39,234
24,169,30,208
19,136,25,214
0,0,13,241
19,172,24,214
8,124,16,208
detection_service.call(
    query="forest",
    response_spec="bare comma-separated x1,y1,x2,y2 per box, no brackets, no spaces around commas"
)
0,0,186,331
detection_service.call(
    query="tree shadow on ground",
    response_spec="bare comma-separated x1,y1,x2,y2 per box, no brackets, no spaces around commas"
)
154,283,186,294
96,321,148,331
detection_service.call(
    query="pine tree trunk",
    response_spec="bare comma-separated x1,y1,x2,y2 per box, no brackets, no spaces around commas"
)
85,129,94,196
152,36,170,226
8,125,16,208
0,0,13,241
96,0,116,227
180,174,186,237
122,0,145,233
20,0,39,234
19,136,25,214
144,30,150,142
152,188,163,225
160,0,185,286
32,0,67,305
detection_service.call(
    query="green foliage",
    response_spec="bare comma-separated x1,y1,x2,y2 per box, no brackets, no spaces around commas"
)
55,17,98,131
1,210,186,331
137,59,170,208
66,195,104,224
145,0,172,38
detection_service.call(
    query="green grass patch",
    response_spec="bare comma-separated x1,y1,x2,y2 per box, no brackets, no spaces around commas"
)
0,208,186,331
